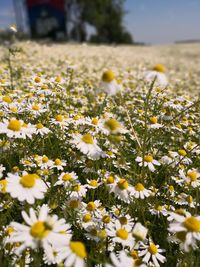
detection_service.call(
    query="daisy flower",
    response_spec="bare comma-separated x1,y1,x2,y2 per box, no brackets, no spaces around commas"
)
6,171,48,204
54,172,78,187
168,212,200,252
99,70,121,95
27,102,47,116
108,251,145,267
139,241,166,267
85,178,102,189
35,155,54,169
49,158,67,171
34,123,51,136
131,183,151,199
69,183,87,198
106,220,135,247
7,205,72,255
108,177,133,203
144,64,168,87
103,117,127,135
179,169,200,187
135,155,160,172
71,133,105,160
148,116,163,129
0,118,35,139
57,241,87,267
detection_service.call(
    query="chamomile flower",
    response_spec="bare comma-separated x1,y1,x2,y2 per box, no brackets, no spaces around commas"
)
99,70,121,95
57,241,87,267
55,172,78,187
108,177,134,203
135,155,160,172
50,158,67,171
131,183,151,199
85,178,102,189
108,251,143,267
144,64,168,87
139,241,166,267
71,133,105,160
168,212,200,252
148,116,163,129
106,220,135,247
6,172,47,204
34,123,51,136
0,118,35,139
7,205,72,254
179,169,200,187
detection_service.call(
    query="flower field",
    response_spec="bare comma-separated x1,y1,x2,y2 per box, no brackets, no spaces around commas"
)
0,41,200,267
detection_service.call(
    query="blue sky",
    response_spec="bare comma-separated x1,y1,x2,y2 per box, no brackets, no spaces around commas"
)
0,0,200,44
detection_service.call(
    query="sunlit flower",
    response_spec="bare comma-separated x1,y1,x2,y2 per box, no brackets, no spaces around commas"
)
135,155,160,172
6,172,47,204
168,212,200,252
72,133,105,160
7,205,72,254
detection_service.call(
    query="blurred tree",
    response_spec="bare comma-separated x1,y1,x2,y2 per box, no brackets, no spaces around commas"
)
66,0,133,44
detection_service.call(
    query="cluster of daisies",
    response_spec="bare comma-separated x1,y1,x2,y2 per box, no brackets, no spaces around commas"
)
0,42,200,267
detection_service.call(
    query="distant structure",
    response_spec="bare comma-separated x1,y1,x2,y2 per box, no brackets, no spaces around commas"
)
13,0,67,40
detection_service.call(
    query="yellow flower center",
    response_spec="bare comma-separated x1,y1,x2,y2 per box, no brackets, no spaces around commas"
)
55,159,62,166
148,243,158,254
98,229,107,239
55,114,63,122
102,70,115,82
149,116,157,124
89,180,97,187
55,76,62,83
169,185,174,191
187,171,197,182
90,228,98,236
32,104,40,111
186,195,193,203
2,96,12,103
82,134,94,144
155,205,163,211
119,216,128,225
5,226,14,236
0,79,6,85
106,176,115,184
134,183,145,192
152,64,166,73
42,156,49,163
83,213,92,223
30,221,50,239
34,77,41,83
178,149,187,156
62,173,73,181
92,118,98,125
0,179,7,193
144,155,153,162
116,228,129,240
20,173,39,188
69,241,87,258
102,215,111,224
72,184,80,192
10,107,18,112
86,201,96,211
183,217,200,232
117,179,128,190
7,119,21,131
69,200,79,209
104,118,120,131
36,123,44,129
